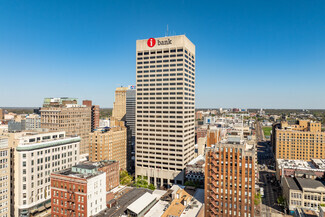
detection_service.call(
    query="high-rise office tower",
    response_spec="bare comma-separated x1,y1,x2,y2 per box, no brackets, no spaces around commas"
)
126,86,136,137
40,97,91,156
135,35,196,187
112,87,128,121
205,134,256,217
126,86,136,172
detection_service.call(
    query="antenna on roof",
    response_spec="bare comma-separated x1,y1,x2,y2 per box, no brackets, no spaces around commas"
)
166,24,169,36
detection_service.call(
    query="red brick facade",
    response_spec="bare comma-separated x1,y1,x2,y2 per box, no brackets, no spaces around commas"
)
97,161,119,192
51,174,88,217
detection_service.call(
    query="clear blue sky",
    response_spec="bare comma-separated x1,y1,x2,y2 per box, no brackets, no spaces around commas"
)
1,0,324,109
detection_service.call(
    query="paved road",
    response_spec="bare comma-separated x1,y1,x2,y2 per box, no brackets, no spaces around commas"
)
256,122,287,217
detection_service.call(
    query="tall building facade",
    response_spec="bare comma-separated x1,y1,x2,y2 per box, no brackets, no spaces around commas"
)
135,35,196,187
273,120,325,161
126,86,136,137
112,87,128,121
25,114,41,130
11,131,80,217
205,136,256,217
40,98,91,156
82,100,100,132
0,137,10,217
89,121,127,170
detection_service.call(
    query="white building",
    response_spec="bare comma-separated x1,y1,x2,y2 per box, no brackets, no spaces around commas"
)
135,35,196,187
25,114,41,130
12,131,80,217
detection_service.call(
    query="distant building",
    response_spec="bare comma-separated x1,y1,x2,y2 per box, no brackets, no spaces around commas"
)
82,100,100,132
99,119,110,128
0,108,3,120
25,114,41,130
40,97,91,156
207,128,221,147
196,127,207,140
8,119,26,132
126,86,136,137
51,165,106,217
205,135,256,217
10,131,80,217
112,87,128,121
273,120,325,161
89,121,127,170
282,176,325,214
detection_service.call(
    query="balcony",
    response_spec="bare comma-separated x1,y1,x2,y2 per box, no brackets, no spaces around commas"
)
210,192,217,201
211,180,218,188
212,159,218,167
211,187,218,194
212,174,218,180
211,167,218,174
210,207,218,215
211,200,218,208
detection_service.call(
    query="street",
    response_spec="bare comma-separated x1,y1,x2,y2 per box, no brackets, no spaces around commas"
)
255,122,288,217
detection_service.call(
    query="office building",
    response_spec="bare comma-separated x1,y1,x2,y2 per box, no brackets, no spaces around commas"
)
25,114,41,130
205,135,256,217
135,35,196,187
273,120,325,161
8,119,26,132
40,97,91,156
11,131,80,217
0,136,11,217
89,121,127,170
0,109,3,120
112,87,128,121
126,85,136,137
82,100,100,132
51,165,106,217
282,176,325,214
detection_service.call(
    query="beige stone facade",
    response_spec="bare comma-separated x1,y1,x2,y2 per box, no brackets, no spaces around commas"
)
135,35,195,187
112,87,128,121
274,120,325,161
89,120,127,170
0,137,10,217
40,105,91,156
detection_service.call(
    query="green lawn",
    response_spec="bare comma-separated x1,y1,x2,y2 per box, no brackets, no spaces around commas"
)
263,126,272,137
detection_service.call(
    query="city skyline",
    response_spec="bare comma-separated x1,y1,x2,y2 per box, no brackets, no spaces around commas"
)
1,0,325,109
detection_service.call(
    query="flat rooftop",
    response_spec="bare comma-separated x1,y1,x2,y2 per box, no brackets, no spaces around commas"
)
277,159,325,171
53,168,103,179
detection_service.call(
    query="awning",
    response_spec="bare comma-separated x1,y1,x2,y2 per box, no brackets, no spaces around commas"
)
37,206,45,212
45,203,51,209
30,208,38,214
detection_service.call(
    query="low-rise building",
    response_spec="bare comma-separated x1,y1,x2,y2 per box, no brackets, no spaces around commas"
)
75,160,120,192
276,159,325,182
185,155,205,187
282,176,325,214
51,165,106,217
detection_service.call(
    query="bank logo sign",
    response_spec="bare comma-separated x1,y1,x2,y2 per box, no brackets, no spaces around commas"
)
147,38,156,47
147,38,172,47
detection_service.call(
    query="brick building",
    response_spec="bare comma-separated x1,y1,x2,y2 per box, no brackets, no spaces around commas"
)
51,165,106,217
82,100,100,132
205,135,256,217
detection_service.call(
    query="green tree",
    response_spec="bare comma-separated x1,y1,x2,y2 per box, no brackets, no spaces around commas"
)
120,170,133,186
134,176,149,188
254,193,261,205
277,196,286,206
148,183,156,190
